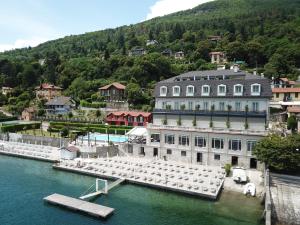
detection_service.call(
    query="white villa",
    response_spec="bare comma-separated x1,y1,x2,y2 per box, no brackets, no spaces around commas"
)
124,68,272,170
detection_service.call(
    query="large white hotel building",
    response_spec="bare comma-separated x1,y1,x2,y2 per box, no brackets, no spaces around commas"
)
126,68,272,169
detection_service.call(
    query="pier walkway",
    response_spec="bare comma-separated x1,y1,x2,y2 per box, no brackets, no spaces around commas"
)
44,193,114,218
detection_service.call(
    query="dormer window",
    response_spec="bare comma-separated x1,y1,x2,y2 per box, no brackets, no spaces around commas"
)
202,85,210,96
186,85,194,96
251,84,261,96
173,86,180,96
160,86,167,96
218,84,226,96
234,84,243,96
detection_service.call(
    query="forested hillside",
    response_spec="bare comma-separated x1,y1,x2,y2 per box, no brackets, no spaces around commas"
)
0,0,300,113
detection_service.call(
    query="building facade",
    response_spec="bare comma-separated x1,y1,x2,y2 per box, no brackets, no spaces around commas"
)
125,69,272,169
35,83,62,101
99,82,126,102
106,111,152,127
210,52,227,64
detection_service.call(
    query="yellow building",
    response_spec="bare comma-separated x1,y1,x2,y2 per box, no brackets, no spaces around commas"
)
272,88,300,102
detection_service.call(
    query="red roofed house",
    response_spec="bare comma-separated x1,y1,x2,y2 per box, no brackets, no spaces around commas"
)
210,51,227,64
99,82,126,102
35,83,62,101
272,88,300,102
271,77,295,88
106,111,152,127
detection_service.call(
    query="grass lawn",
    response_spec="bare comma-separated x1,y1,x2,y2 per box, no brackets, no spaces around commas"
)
17,129,61,138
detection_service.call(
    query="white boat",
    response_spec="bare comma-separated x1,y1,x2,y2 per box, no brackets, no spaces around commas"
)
243,183,256,196
232,167,247,183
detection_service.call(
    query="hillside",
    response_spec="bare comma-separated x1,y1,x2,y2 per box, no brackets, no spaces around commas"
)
0,0,300,113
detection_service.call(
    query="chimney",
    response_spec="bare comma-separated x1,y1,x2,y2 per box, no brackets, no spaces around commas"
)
233,64,239,73
261,73,264,78
253,70,257,75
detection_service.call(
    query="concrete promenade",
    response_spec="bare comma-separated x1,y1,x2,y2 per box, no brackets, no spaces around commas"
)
54,157,226,200
270,173,300,225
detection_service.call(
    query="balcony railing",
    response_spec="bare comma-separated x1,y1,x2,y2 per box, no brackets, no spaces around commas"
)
147,123,268,136
153,109,267,118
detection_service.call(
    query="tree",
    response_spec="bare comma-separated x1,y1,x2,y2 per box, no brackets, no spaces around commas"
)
287,115,297,133
253,134,300,172
61,127,69,137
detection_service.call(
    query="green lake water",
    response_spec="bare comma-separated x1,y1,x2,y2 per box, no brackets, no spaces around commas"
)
0,155,263,225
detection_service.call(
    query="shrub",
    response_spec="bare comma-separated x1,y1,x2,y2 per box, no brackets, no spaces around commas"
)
1,122,41,133
224,164,231,177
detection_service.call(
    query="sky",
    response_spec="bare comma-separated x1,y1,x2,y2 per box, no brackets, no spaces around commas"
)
0,0,213,52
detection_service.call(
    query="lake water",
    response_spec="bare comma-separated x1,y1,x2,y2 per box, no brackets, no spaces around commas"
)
0,155,263,225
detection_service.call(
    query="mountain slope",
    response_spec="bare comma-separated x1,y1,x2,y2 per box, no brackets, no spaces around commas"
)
0,0,300,113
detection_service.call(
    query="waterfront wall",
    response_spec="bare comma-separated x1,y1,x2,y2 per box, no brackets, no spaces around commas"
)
264,168,272,225
0,133,69,148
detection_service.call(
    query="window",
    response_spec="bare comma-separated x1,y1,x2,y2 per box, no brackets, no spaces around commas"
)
173,86,180,96
229,139,242,151
247,140,257,152
203,102,209,111
165,134,175,144
179,135,189,146
181,151,187,157
188,101,194,110
296,93,299,98
202,85,210,96
195,137,206,147
234,84,243,96
251,84,261,96
218,84,226,96
162,102,167,109
212,138,224,149
235,102,241,111
167,149,172,155
276,93,279,98
186,85,194,96
160,86,167,96
151,134,160,143
214,154,220,160
252,102,259,112
174,102,179,110
219,102,225,111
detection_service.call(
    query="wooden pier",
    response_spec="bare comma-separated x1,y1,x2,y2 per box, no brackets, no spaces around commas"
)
44,193,114,218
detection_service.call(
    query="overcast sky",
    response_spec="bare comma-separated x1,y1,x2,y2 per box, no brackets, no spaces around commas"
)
0,0,213,52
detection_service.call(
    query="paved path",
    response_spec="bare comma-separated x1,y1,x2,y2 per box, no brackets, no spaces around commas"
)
270,173,300,225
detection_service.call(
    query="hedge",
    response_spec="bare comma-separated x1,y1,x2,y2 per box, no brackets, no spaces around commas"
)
49,121,132,130
0,117,18,122
1,122,41,133
80,100,107,108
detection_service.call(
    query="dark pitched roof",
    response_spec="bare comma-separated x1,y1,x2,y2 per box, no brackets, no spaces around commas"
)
155,69,272,98
45,96,73,106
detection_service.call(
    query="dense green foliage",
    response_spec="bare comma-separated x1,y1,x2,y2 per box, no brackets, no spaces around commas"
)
287,115,298,132
0,0,300,111
48,121,132,135
0,122,41,133
253,134,300,172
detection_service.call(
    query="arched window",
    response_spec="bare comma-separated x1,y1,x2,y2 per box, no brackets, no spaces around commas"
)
201,85,210,96
251,83,261,96
172,86,181,96
160,86,167,96
186,85,194,96
234,84,243,96
217,84,226,96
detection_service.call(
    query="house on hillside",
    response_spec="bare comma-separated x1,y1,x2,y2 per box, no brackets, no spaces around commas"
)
129,47,146,57
2,87,13,96
21,107,36,121
99,82,126,102
146,40,158,46
45,96,75,114
271,77,295,88
272,88,300,102
208,35,222,42
210,52,227,64
105,111,152,127
161,49,173,57
35,83,62,101
174,51,185,60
